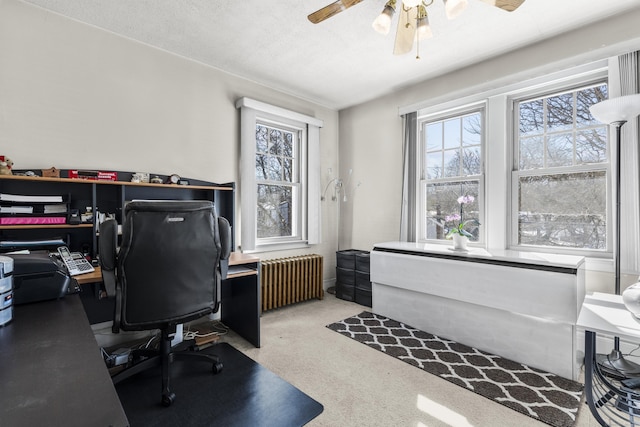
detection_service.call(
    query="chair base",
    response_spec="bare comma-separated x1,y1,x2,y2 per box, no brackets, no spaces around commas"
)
111,328,222,406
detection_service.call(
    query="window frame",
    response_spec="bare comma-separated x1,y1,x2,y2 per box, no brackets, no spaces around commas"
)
509,80,611,256
237,97,323,253
255,118,305,244
417,105,486,245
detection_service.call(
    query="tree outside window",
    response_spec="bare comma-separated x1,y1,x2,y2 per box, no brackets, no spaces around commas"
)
514,83,608,250
255,122,299,240
421,110,483,242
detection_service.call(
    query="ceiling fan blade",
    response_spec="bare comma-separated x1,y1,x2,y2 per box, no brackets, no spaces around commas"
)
393,6,417,55
308,0,364,24
478,0,526,12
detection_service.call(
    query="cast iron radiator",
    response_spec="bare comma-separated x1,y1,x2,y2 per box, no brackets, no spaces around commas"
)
261,255,324,311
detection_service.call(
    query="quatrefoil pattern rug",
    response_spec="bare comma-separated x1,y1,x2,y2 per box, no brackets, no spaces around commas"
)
327,311,584,427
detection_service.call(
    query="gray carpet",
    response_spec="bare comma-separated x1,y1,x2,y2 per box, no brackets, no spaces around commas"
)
327,311,584,427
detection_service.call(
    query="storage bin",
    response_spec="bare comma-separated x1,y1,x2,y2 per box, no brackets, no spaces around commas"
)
355,288,372,307
355,252,370,273
336,267,355,286
336,249,370,303
336,283,355,302
355,270,371,291
336,249,367,270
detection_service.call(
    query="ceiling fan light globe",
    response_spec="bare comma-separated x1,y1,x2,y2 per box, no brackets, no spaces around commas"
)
372,6,394,35
444,0,468,19
416,16,433,40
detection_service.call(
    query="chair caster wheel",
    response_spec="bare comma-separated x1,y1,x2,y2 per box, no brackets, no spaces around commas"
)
161,392,176,407
212,362,223,374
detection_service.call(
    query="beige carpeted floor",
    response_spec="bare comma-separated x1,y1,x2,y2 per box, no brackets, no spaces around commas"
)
222,294,600,427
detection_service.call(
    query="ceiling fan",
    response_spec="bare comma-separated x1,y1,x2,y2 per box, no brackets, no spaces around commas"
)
308,0,526,57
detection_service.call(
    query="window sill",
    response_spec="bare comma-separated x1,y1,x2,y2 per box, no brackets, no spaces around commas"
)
241,241,311,254
375,241,585,271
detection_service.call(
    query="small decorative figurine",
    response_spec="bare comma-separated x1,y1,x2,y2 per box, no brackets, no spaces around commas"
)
0,156,14,175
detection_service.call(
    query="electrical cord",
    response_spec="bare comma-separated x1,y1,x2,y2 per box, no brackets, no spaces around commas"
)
626,344,640,358
183,321,229,340
100,347,110,359
139,334,158,350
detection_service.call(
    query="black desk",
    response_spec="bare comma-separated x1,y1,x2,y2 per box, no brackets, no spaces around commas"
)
221,252,261,348
0,296,129,427
0,253,260,426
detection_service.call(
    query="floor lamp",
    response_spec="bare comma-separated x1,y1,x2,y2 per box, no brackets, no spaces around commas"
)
590,93,640,378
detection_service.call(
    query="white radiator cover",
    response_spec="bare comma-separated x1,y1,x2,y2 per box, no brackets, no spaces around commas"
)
371,242,586,380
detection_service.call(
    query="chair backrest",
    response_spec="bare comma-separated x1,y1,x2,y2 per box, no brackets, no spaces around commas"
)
107,200,227,331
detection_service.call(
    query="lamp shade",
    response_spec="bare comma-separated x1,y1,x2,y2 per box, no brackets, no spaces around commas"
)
589,94,640,125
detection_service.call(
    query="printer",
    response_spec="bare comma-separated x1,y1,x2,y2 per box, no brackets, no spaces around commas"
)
7,252,71,305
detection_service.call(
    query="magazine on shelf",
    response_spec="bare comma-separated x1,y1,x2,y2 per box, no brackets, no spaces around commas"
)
43,204,68,214
0,237,66,247
0,217,67,225
0,206,34,214
0,193,63,203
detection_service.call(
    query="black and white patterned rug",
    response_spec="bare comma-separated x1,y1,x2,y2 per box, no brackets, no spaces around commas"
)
327,311,584,427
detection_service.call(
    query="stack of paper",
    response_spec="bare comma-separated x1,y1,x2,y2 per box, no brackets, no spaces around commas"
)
43,204,68,214
0,237,66,247
0,206,34,214
0,193,63,203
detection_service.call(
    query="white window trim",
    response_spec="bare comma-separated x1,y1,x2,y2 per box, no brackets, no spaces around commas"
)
417,105,486,246
507,77,611,257
256,119,304,243
236,97,323,253
409,61,610,256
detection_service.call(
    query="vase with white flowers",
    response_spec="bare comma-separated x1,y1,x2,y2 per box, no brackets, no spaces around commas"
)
444,195,479,250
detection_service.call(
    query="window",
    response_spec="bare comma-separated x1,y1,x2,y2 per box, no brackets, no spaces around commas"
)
512,82,609,251
237,97,323,252
419,109,484,243
255,121,300,240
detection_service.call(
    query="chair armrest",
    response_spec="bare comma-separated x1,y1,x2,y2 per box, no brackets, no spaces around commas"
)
98,218,118,297
218,217,231,261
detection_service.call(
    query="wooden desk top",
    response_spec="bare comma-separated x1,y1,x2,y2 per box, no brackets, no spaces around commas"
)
229,252,260,266
74,267,103,285
76,252,260,284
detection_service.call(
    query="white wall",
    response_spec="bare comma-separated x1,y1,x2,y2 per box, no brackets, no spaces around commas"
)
4,0,640,292
0,0,340,281
338,7,640,293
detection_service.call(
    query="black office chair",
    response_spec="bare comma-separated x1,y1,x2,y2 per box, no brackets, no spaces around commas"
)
99,200,231,407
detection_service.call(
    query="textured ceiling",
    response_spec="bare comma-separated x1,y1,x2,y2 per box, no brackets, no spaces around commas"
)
20,0,640,110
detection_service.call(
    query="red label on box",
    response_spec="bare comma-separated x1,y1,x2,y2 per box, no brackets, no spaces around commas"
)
68,170,118,181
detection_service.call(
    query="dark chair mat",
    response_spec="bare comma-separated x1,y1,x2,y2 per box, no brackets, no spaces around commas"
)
116,342,324,427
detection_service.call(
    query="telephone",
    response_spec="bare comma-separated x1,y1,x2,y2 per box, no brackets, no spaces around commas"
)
57,246,95,276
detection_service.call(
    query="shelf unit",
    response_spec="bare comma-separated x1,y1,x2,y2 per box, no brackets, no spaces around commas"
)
0,171,235,257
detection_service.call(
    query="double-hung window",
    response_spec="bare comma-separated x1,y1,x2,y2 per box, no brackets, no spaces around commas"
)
419,108,484,243
511,82,609,252
237,97,323,252
255,120,301,241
